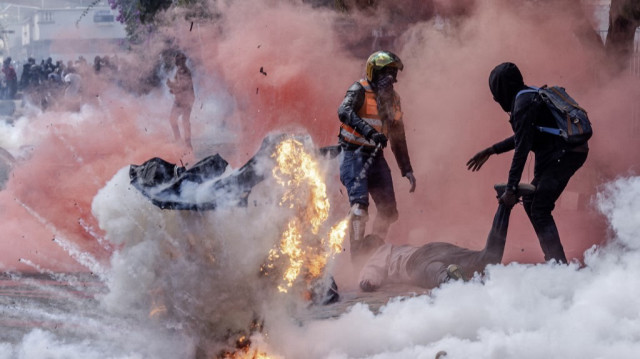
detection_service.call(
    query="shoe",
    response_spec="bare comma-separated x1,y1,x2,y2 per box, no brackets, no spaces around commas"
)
446,264,466,282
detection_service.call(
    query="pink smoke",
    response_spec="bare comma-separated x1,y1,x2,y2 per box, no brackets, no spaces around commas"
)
3,0,637,276
1,88,193,271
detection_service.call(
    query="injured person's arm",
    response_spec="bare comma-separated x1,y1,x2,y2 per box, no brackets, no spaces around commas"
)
358,243,392,292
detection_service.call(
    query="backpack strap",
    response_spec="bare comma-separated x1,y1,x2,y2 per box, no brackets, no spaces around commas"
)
537,126,566,137
515,86,566,138
515,86,539,99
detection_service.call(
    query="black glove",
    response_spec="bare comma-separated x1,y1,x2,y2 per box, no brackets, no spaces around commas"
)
466,147,495,172
405,171,416,193
370,132,388,148
499,188,518,208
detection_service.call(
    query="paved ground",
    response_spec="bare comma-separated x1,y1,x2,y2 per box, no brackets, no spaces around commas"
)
298,283,429,321
0,272,426,328
0,271,433,357
0,272,105,343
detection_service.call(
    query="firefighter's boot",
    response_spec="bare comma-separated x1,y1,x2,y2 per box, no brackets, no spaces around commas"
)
348,203,368,261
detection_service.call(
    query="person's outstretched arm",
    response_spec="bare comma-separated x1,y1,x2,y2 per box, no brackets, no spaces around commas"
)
359,244,392,292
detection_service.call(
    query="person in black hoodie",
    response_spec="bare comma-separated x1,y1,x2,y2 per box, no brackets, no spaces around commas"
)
466,62,589,264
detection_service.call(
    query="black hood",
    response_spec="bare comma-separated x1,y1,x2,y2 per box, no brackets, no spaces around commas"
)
489,62,526,112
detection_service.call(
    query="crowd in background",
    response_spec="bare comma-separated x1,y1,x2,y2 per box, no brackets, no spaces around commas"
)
8,55,121,110
0,54,161,112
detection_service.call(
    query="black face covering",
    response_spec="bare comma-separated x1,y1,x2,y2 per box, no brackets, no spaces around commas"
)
488,62,525,113
373,66,398,87
375,74,395,93
372,66,399,121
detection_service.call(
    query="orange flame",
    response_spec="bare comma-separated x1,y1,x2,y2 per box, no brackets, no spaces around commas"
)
268,138,347,292
222,348,277,359
328,218,349,254
272,138,329,234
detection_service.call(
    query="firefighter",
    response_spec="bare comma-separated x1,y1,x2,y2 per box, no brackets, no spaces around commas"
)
337,50,416,261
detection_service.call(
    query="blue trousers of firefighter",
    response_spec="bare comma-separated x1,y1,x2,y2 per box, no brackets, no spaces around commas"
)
339,147,399,241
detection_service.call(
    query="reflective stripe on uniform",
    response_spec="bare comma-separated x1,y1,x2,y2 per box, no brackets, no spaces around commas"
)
340,126,375,146
340,79,402,147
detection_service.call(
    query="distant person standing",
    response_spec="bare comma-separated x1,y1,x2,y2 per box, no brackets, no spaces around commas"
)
63,71,83,111
2,58,17,100
166,52,195,150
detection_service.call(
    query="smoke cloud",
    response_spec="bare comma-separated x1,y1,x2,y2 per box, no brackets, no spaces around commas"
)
1,0,640,357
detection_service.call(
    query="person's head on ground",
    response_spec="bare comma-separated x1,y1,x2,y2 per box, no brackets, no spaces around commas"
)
489,62,527,113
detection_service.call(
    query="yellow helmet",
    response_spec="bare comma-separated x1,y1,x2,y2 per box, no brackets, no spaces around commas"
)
365,51,404,82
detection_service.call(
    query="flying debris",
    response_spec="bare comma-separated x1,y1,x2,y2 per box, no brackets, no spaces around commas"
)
130,134,284,210
127,134,347,354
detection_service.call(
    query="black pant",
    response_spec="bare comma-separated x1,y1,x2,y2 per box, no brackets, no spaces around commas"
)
481,203,513,265
522,150,588,263
406,203,514,289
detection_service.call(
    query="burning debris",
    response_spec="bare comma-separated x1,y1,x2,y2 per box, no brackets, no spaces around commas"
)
260,137,347,304
106,134,347,355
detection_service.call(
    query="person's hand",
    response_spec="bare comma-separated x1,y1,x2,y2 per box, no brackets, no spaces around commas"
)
405,171,416,193
370,132,388,148
466,147,495,172
360,280,379,292
499,188,518,208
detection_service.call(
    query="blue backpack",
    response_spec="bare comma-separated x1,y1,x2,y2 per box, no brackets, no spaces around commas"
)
516,85,592,146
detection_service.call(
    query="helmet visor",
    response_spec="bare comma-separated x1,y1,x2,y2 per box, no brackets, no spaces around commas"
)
369,52,404,71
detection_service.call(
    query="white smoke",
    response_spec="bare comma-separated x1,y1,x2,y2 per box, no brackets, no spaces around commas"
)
2,148,640,358
93,164,279,325
87,137,339,354
258,176,640,359
3,1,640,357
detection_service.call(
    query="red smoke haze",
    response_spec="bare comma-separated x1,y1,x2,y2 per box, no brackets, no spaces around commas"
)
2,0,637,276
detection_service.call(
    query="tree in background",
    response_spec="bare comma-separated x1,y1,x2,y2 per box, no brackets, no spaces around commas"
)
606,0,640,71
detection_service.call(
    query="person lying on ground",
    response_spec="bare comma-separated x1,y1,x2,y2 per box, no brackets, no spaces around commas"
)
359,183,535,292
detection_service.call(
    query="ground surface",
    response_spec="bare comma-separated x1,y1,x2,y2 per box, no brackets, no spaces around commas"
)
0,272,105,343
300,283,429,321
0,272,428,342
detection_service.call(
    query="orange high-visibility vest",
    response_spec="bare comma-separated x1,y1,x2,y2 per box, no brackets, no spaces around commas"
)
340,79,403,147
